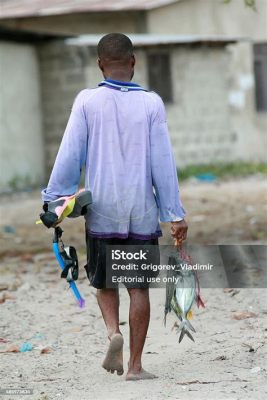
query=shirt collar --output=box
[98,79,146,92]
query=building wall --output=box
[148,0,267,40]
[227,42,267,162]
[38,42,151,175]
[1,0,266,39]
[168,45,234,166]
[82,45,237,167]
[147,0,267,164]
[166,43,267,165]
[0,41,44,191]
[39,41,240,174]
[38,42,87,172]
[0,11,146,36]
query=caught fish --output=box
[171,268,197,342]
[164,247,205,343]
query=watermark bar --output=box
[0,388,33,395]
[106,244,267,289]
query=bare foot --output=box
[102,334,124,376]
[126,368,157,381]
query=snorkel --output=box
[52,226,85,308]
[37,189,92,308]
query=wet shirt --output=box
[42,79,186,239]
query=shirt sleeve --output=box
[42,91,88,202]
[150,95,186,222]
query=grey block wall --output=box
[0,41,44,191]
[38,41,88,175]
[39,40,243,178]
[168,46,234,167]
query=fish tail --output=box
[164,304,172,327]
[178,324,195,343]
[179,329,195,343]
[163,313,167,327]
[177,319,196,343]
[177,318,195,333]
[178,329,185,343]
[185,319,196,333]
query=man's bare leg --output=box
[126,288,157,380]
[97,288,124,375]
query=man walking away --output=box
[42,33,188,380]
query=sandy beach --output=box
[0,177,267,400]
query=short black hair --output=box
[97,33,133,60]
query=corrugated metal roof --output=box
[65,34,246,47]
[0,0,180,19]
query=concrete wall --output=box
[147,0,267,164]
[38,42,87,172]
[227,42,267,162]
[0,11,146,36]
[0,41,44,191]
[39,41,239,173]
[165,42,267,166]
[167,45,234,166]
[39,42,150,175]
[1,0,266,38]
[148,0,267,40]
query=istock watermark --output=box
[105,244,267,289]
[111,249,148,260]
[0,388,33,395]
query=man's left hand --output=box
[170,219,188,244]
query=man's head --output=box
[97,33,135,81]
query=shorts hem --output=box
[86,230,162,240]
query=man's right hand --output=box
[43,202,49,212]
[170,220,188,244]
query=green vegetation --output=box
[8,174,34,191]
[178,162,267,181]
[223,0,256,10]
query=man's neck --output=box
[104,72,132,83]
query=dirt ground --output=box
[0,176,267,400]
[0,175,266,257]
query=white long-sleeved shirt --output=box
[42,79,185,239]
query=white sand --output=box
[0,256,266,400]
[0,178,266,399]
